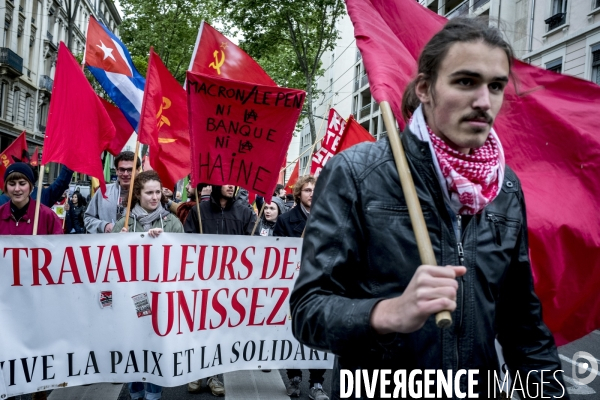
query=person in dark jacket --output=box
[0,164,73,207]
[273,175,328,400]
[290,18,566,400]
[273,175,315,238]
[66,191,87,233]
[183,183,256,396]
[184,184,256,236]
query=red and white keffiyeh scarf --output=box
[409,105,505,215]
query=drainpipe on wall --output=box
[528,0,536,53]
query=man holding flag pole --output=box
[290,16,567,399]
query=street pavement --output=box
[39,330,600,399]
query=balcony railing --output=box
[360,73,369,88]
[372,102,380,113]
[40,75,53,92]
[473,0,490,9]
[359,104,371,119]
[0,47,23,75]
[446,0,469,19]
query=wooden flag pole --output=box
[379,101,452,329]
[251,202,266,236]
[195,187,203,234]
[32,164,45,235]
[123,141,140,230]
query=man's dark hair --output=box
[401,17,514,122]
[114,151,141,169]
[274,184,285,196]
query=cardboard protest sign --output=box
[187,72,305,202]
[0,234,331,397]
[310,109,346,177]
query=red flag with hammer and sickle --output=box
[138,48,190,190]
[0,131,29,188]
[189,22,276,86]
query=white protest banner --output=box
[0,234,332,397]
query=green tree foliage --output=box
[118,0,219,83]
[223,0,345,145]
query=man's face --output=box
[278,188,286,199]
[416,41,510,154]
[221,185,235,199]
[116,160,135,187]
[300,183,314,209]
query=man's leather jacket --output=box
[291,129,567,399]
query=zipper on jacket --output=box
[487,213,502,246]
[456,214,465,370]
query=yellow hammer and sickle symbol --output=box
[209,50,226,75]
[156,97,176,143]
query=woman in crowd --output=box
[255,196,286,236]
[67,191,87,234]
[113,170,183,235]
[112,170,182,400]
[0,162,63,235]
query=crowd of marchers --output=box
[0,151,328,400]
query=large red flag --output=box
[0,131,28,188]
[99,97,134,156]
[346,0,600,344]
[138,49,190,190]
[187,72,304,202]
[43,43,116,195]
[337,115,375,153]
[189,22,276,86]
[284,160,300,194]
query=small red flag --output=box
[30,147,40,167]
[85,16,133,76]
[99,97,134,156]
[0,131,28,188]
[189,22,276,86]
[285,160,300,194]
[187,72,304,202]
[43,43,116,195]
[346,0,600,344]
[337,115,376,153]
[138,48,191,190]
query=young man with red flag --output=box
[291,18,567,399]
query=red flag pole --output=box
[123,141,140,230]
[380,101,451,329]
[32,163,45,235]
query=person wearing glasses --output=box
[84,151,141,233]
[273,175,328,400]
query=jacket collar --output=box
[401,126,434,162]
[0,198,35,221]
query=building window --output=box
[596,0,600,9]
[24,95,31,127]
[12,88,21,123]
[0,81,7,118]
[592,46,600,85]
[545,0,567,30]
[545,57,562,73]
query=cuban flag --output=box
[85,16,145,131]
